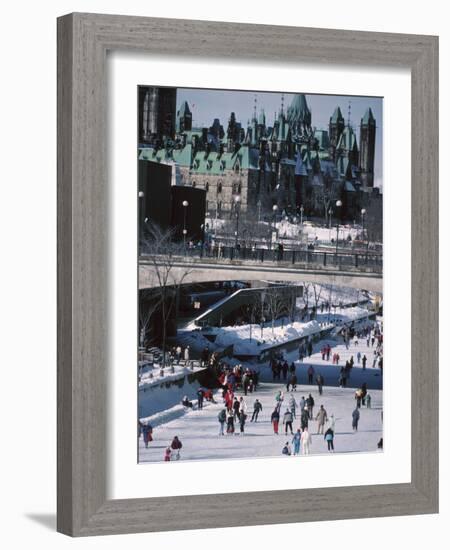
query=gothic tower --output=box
[359,108,376,188]
[176,100,192,133]
[140,86,176,145]
[329,106,345,159]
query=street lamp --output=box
[138,191,145,242]
[361,208,366,243]
[271,204,278,249]
[234,195,241,248]
[257,199,262,223]
[300,204,304,226]
[182,200,189,252]
[335,200,342,255]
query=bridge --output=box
[139,246,383,293]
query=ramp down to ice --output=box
[193,285,302,328]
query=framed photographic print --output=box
[57,13,438,536]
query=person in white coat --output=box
[238,397,248,417]
[301,428,312,455]
[184,346,190,361]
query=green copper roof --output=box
[361,107,375,125]
[286,94,311,125]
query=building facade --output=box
[138,88,381,223]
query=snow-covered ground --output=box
[179,305,374,357]
[139,330,383,463]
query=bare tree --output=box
[247,294,265,341]
[265,288,288,336]
[311,283,324,310]
[138,289,160,348]
[140,223,192,367]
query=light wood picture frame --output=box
[57,12,438,536]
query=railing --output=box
[170,245,383,273]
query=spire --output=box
[347,100,352,127]
[362,107,375,125]
[258,108,266,126]
[253,94,258,121]
[286,94,311,127]
[331,106,344,124]
[281,93,285,115]
[177,100,191,116]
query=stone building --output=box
[138,90,380,223]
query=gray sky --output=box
[177,88,383,187]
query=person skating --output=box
[197,388,204,410]
[355,388,363,408]
[226,407,235,434]
[233,397,241,420]
[184,345,190,362]
[141,422,153,449]
[282,441,292,456]
[292,429,302,455]
[271,408,280,434]
[238,397,247,419]
[239,409,247,434]
[299,396,306,412]
[352,407,360,431]
[362,354,367,369]
[315,405,328,434]
[301,427,312,455]
[170,436,183,460]
[218,407,227,435]
[300,406,309,431]
[288,394,297,418]
[324,427,334,452]
[287,373,297,392]
[316,374,324,396]
[365,393,372,408]
[307,365,315,384]
[283,409,294,435]
[306,393,315,419]
[251,399,262,422]
[164,446,172,462]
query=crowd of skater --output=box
[139,320,383,461]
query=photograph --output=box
[137,86,383,463]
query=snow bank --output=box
[213,319,331,356]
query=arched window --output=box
[217,181,222,194]
[205,181,209,192]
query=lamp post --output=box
[271,204,278,249]
[335,200,342,255]
[182,200,189,252]
[300,204,304,226]
[361,208,366,243]
[138,191,145,243]
[234,195,241,248]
